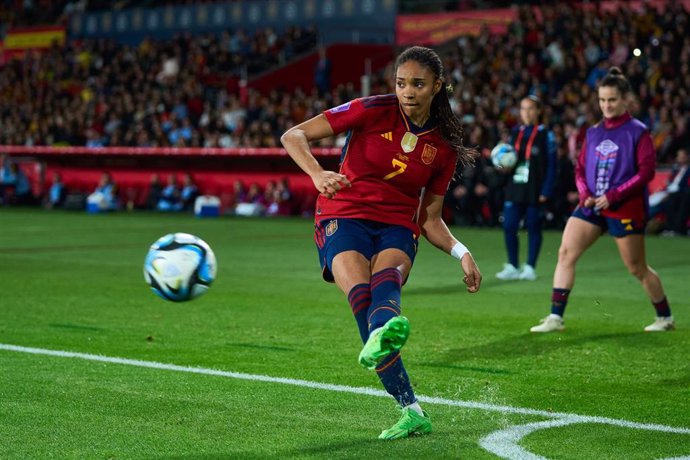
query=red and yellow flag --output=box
[4,26,66,51]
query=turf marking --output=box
[2,343,689,459]
[479,417,690,460]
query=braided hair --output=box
[395,46,477,166]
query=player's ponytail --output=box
[598,66,632,96]
[396,46,477,166]
[432,83,477,166]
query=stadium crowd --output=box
[0,24,318,148]
[0,3,689,231]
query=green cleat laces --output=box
[358,316,410,370]
[379,406,432,440]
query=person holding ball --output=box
[495,95,557,281]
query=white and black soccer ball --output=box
[490,143,518,169]
[143,233,217,302]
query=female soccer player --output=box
[495,96,556,281]
[530,67,675,333]
[281,46,482,439]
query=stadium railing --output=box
[0,146,340,213]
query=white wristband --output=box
[450,242,469,260]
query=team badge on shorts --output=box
[422,144,437,164]
[325,219,338,236]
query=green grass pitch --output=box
[1,208,688,459]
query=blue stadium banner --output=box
[69,0,397,45]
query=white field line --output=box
[479,417,582,460]
[479,417,690,460]
[2,343,689,460]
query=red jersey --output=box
[319,95,457,236]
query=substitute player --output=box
[531,67,675,333]
[281,46,482,439]
[495,95,557,282]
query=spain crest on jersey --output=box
[422,144,437,165]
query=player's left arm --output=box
[418,192,482,293]
[539,130,557,202]
[597,130,656,209]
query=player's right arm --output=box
[281,114,351,198]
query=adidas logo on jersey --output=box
[380,132,392,141]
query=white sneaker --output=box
[519,264,537,281]
[644,316,675,332]
[530,314,565,333]
[496,263,520,280]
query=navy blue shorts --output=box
[314,218,418,283]
[572,206,645,237]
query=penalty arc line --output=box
[2,343,690,458]
[479,418,690,460]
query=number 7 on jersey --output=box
[383,158,407,180]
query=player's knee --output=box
[626,262,646,279]
[557,245,572,264]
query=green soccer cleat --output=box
[379,407,432,440]
[358,316,410,370]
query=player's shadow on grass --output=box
[266,439,386,458]
[153,439,384,459]
[49,323,105,331]
[404,283,479,296]
[404,280,542,297]
[225,341,295,352]
[433,331,645,364]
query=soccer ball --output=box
[490,143,518,169]
[143,233,217,302]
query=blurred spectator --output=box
[0,154,12,204]
[1,155,29,205]
[157,174,181,211]
[45,172,67,209]
[277,176,293,202]
[447,158,487,226]
[649,148,690,235]
[235,182,266,216]
[86,172,118,211]
[314,47,332,97]
[1,162,33,205]
[263,180,276,205]
[230,179,247,209]
[180,173,199,211]
[85,129,105,148]
[547,146,579,229]
[145,173,163,210]
[265,178,293,216]
[446,128,504,226]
